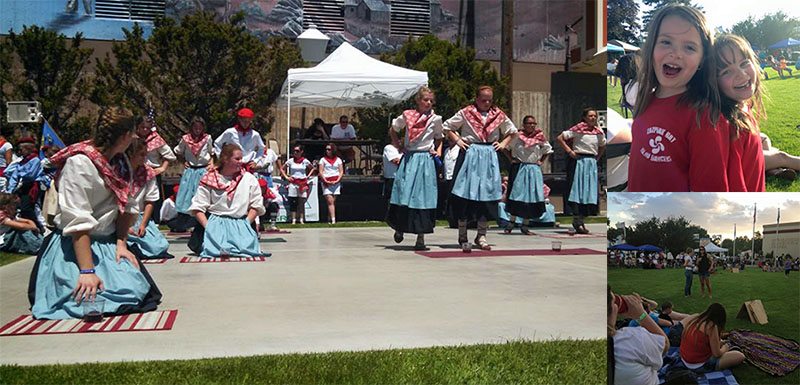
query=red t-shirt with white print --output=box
[727,118,765,192]
[628,93,730,192]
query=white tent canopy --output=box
[278,42,428,109]
[697,242,727,253]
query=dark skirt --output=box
[564,155,599,216]
[505,163,546,219]
[446,144,499,222]
[386,205,436,234]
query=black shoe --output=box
[394,231,404,243]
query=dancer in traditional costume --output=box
[319,143,344,224]
[443,86,517,252]
[386,87,443,250]
[125,139,174,260]
[214,108,265,170]
[172,117,213,230]
[136,116,176,224]
[0,135,13,192]
[4,137,47,232]
[28,108,161,319]
[188,144,268,258]
[503,115,552,235]
[280,145,314,224]
[556,107,605,234]
[0,193,43,254]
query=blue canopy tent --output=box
[607,44,625,53]
[768,38,800,49]
[639,244,663,252]
[609,244,639,251]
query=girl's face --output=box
[522,118,537,133]
[475,90,493,112]
[653,15,703,98]
[717,48,756,102]
[583,110,598,126]
[190,122,205,137]
[417,92,434,112]
[136,121,151,137]
[293,147,303,159]
[129,148,147,169]
[224,150,243,170]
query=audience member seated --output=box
[608,286,669,385]
[678,303,746,374]
[0,192,43,254]
[331,115,357,165]
[303,118,330,160]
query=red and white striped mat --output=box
[180,256,268,263]
[536,233,605,239]
[0,310,177,337]
[141,258,168,264]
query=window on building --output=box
[389,0,430,37]
[303,0,345,33]
[94,0,165,22]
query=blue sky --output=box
[608,193,800,240]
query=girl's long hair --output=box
[715,34,767,140]
[633,4,720,128]
[685,302,727,340]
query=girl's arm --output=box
[336,162,344,184]
[446,130,470,151]
[3,218,38,232]
[4,150,12,167]
[708,324,729,357]
[247,208,258,223]
[494,132,515,151]
[318,163,326,185]
[596,144,606,161]
[538,152,550,166]
[556,134,577,159]
[115,212,139,268]
[71,230,105,303]
[193,211,208,228]
[389,126,402,149]
[137,202,154,237]
[280,162,290,179]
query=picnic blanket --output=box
[728,329,800,376]
[658,347,738,385]
[0,310,177,336]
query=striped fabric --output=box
[728,329,800,376]
[180,256,268,263]
[537,233,606,239]
[141,258,168,264]
[0,310,177,336]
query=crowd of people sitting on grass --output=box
[608,249,798,274]
[608,286,747,385]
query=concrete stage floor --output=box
[1,224,606,366]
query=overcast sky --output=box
[636,0,800,33]
[608,193,800,240]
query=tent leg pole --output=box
[287,76,291,158]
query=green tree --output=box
[607,0,640,44]
[354,35,508,142]
[2,26,93,143]
[730,12,800,50]
[92,11,303,142]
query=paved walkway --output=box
[0,224,606,366]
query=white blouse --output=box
[442,109,518,143]
[286,158,311,179]
[54,155,138,237]
[174,137,213,166]
[130,178,160,212]
[391,112,444,151]
[561,130,607,156]
[188,172,265,218]
[320,157,343,179]
[146,144,177,168]
[214,127,266,164]
[256,148,279,174]
[509,136,554,164]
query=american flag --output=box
[147,103,156,131]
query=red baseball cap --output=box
[17,137,36,145]
[237,108,254,118]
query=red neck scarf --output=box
[568,121,603,135]
[234,124,252,135]
[292,156,306,164]
[199,167,244,199]
[462,105,506,142]
[323,156,339,166]
[517,129,546,148]
[48,141,131,212]
[0,138,6,148]
[403,109,434,142]
[21,152,39,164]
[129,165,157,198]
[182,133,210,157]
[145,130,168,152]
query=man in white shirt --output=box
[214,108,266,170]
[331,115,357,163]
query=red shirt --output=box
[727,116,765,192]
[629,93,730,191]
[680,323,712,364]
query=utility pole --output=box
[501,0,514,114]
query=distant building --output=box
[762,221,800,258]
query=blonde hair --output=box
[217,143,242,171]
[95,107,135,150]
[475,85,493,97]
[715,34,767,139]
[633,4,720,128]
[415,86,434,101]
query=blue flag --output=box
[39,120,66,158]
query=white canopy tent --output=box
[697,242,727,253]
[278,42,428,154]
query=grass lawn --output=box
[608,267,800,385]
[0,251,33,267]
[0,339,605,384]
[607,68,799,191]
